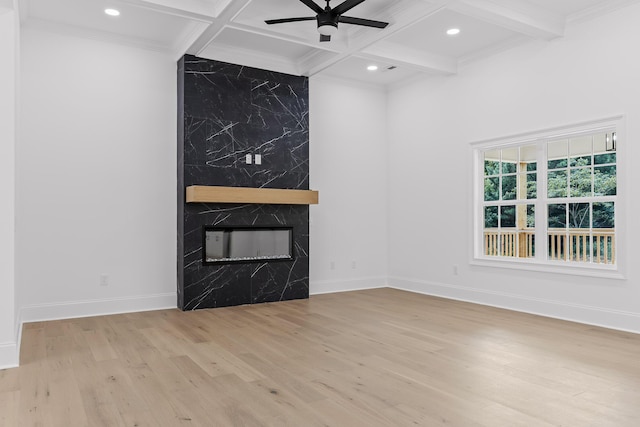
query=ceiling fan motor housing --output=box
[317,11,338,30]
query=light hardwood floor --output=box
[2,288,639,426]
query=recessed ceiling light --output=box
[446,28,460,36]
[104,8,120,17]
[367,65,378,71]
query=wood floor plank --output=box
[4,288,640,426]
[308,397,392,427]
[0,390,20,427]
[122,358,198,427]
[42,368,88,427]
[83,329,118,362]
[17,362,49,427]
[0,367,19,394]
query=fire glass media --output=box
[203,226,293,264]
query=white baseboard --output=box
[310,277,387,296]
[2,293,176,370]
[0,341,19,370]
[19,292,177,324]
[0,311,22,370]
[388,276,640,335]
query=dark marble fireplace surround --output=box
[177,55,310,310]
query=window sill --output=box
[470,257,625,280]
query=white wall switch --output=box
[245,154,252,164]
[254,154,262,165]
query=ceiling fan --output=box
[265,0,389,42]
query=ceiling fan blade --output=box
[332,0,366,15]
[320,34,331,42]
[265,17,316,25]
[299,0,324,14]
[339,16,389,29]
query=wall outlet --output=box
[351,261,357,269]
[99,274,109,286]
[245,154,252,164]
[330,261,335,270]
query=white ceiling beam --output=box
[198,43,301,76]
[171,21,212,60]
[298,0,448,76]
[297,50,340,77]
[116,0,216,22]
[446,0,565,40]
[115,0,222,59]
[360,41,457,75]
[212,0,241,17]
[187,0,253,56]
[226,22,344,54]
[197,21,345,74]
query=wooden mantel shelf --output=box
[186,186,319,205]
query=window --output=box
[473,117,622,276]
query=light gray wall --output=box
[309,76,389,294]
[387,3,640,332]
[16,27,177,321]
[0,5,18,368]
[14,25,390,325]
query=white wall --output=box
[387,4,640,332]
[17,27,177,322]
[15,25,389,325]
[309,76,388,294]
[0,5,18,369]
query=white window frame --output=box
[470,116,626,279]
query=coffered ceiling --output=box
[17,0,640,85]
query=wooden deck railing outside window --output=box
[484,228,615,264]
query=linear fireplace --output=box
[203,226,293,264]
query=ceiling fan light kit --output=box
[265,0,389,42]
[318,22,338,36]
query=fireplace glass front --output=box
[203,226,293,264]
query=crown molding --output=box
[24,18,174,55]
[568,0,640,23]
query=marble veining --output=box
[177,55,310,310]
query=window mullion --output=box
[535,140,547,261]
